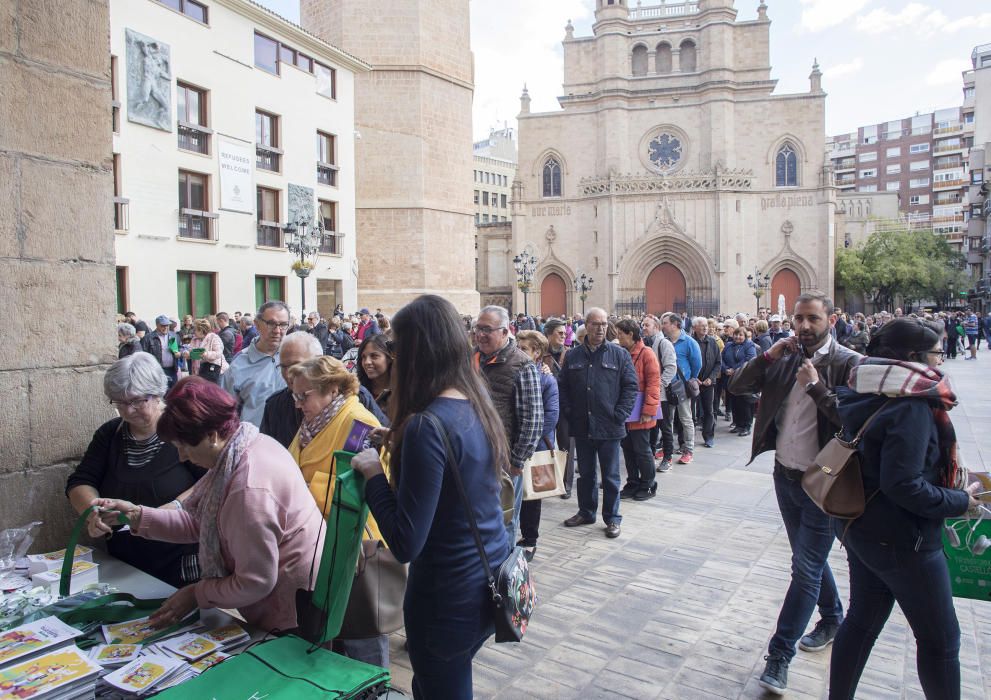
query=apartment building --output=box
[827,107,973,248]
[472,127,517,226]
[963,44,991,311]
[111,0,368,320]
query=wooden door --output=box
[540,273,567,318]
[645,263,686,316]
[771,269,801,316]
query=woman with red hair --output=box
[93,376,324,634]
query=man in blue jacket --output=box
[660,313,702,464]
[559,307,639,539]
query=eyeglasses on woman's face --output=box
[109,396,157,411]
[291,389,317,404]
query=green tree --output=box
[835,227,969,310]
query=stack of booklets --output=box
[30,560,100,597]
[100,615,201,647]
[98,655,192,697]
[25,547,94,576]
[0,616,100,699]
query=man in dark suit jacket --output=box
[141,314,179,388]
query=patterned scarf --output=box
[847,358,960,487]
[298,393,347,450]
[183,422,259,578]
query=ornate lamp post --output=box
[746,268,771,316]
[284,215,326,314]
[574,271,594,316]
[513,248,538,318]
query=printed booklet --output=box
[0,617,82,668]
[0,646,100,699]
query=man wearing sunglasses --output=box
[222,301,291,427]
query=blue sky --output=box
[257,0,990,140]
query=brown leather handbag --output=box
[338,527,408,639]
[803,400,893,519]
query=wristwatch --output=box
[804,380,818,392]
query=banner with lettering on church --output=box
[217,136,255,214]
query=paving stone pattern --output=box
[386,359,991,698]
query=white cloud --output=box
[856,3,934,34]
[925,59,972,87]
[826,57,864,78]
[799,0,870,32]
[941,13,991,33]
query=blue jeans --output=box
[507,474,523,543]
[768,464,843,661]
[829,533,960,700]
[575,437,622,525]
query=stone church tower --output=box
[301,0,480,313]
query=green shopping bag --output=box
[155,634,390,699]
[942,517,991,601]
[296,450,371,645]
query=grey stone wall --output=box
[0,0,117,550]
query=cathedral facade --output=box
[512,0,835,318]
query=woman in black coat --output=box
[830,318,980,700]
[66,353,204,587]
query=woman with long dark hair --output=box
[829,318,980,700]
[356,333,394,420]
[351,295,511,699]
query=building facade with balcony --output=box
[963,44,991,312]
[512,0,835,318]
[826,105,973,249]
[111,0,368,320]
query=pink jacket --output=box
[136,433,324,632]
[190,332,229,375]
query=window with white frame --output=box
[886,181,900,191]
[910,177,930,188]
[909,194,929,205]
[858,185,877,192]
[910,160,930,171]
[886,147,901,158]
[909,143,930,154]
[858,151,877,163]
[859,168,877,178]
[886,164,901,175]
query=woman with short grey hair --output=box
[117,322,142,359]
[65,353,205,587]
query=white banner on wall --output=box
[218,136,254,214]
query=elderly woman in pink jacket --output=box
[93,376,323,634]
[181,318,228,382]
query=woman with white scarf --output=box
[92,376,324,634]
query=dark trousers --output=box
[693,384,716,441]
[518,498,540,546]
[768,464,843,662]
[732,395,754,429]
[575,437,622,525]
[558,415,575,494]
[656,401,674,459]
[829,534,960,700]
[404,576,494,699]
[621,428,655,491]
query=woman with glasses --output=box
[830,318,979,699]
[351,294,512,698]
[66,353,205,587]
[285,355,391,667]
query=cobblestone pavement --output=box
[387,358,991,698]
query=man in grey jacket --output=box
[641,315,678,472]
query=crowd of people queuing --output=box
[83,295,987,698]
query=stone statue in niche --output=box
[288,184,315,225]
[125,29,171,131]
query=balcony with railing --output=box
[934,142,966,155]
[256,221,283,248]
[317,161,339,187]
[933,178,967,191]
[932,213,966,224]
[256,144,282,172]
[834,158,856,172]
[112,100,120,134]
[178,209,218,240]
[629,1,699,20]
[177,121,212,155]
[934,124,964,137]
[113,197,129,232]
[319,231,344,255]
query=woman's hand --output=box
[539,362,552,376]
[368,427,390,448]
[90,497,142,532]
[352,448,385,480]
[964,481,983,514]
[149,585,198,628]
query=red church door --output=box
[645,263,686,316]
[771,269,801,316]
[540,273,567,318]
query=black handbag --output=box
[424,412,536,643]
[666,376,687,403]
[197,361,222,383]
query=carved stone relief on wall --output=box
[288,184,315,225]
[125,28,172,131]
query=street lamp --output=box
[513,249,538,318]
[746,268,771,316]
[284,215,326,315]
[574,272,594,316]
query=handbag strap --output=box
[422,411,501,604]
[541,435,554,452]
[847,399,896,446]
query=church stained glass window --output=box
[543,158,561,197]
[648,133,682,172]
[776,143,798,187]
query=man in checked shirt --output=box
[473,306,544,544]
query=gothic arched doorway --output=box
[771,268,801,316]
[540,273,567,318]
[645,263,686,316]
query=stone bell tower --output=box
[301,0,480,314]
